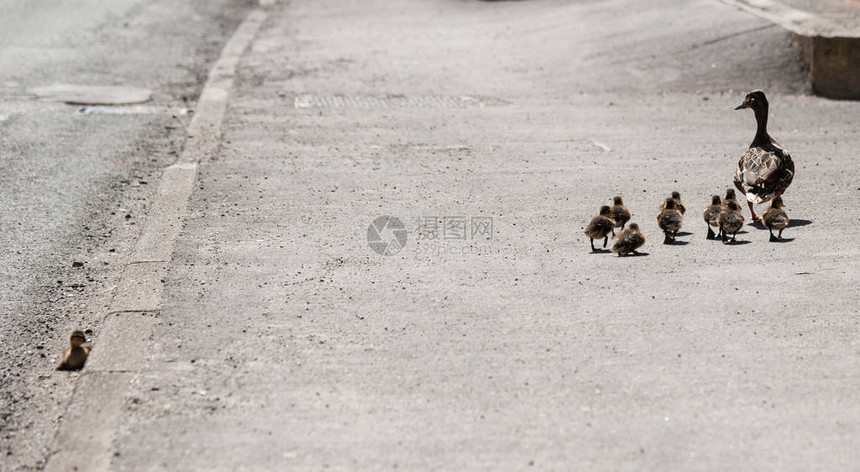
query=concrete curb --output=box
[43,8,269,472]
[718,0,860,99]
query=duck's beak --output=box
[734,102,748,110]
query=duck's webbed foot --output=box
[747,200,761,221]
[603,236,608,248]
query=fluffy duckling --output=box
[611,222,645,256]
[702,195,722,240]
[584,205,616,251]
[733,90,794,220]
[762,195,789,241]
[610,196,631,231]
[656,198,683,244]
[717,200,745,243]
[57,330,91,371]
[723,188,739,209]
[664,191,686,214]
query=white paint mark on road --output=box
[592,140,612,152]
[30,84,153,105]
[76,106,188,116]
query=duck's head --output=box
[69,330,87,347]
[612,196,624,205]
[711,195,721,205]
[725,200,741,212]
[771,196,784,208]
[663,198,677,209]
[598,205,613,217]
[735,90,768,111]
[724,189,736,200]
[628,223,640,232]
[671,191,682,200]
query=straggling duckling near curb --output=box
[611,222,645,256]
[584,205,616,251]
[57,330,91,371]
[610,196,631,233]
[718,200,745,244]
[762,195,789,242]
[656,198,683,244]
[702,195,722,240]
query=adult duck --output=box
[733,90,794,220]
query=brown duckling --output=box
[611,222,645,256]
[57,330,91,371]
[702,195,722,240]
[717,200,745,243]
[656,198,683,244]
[610,196,631,232]
[584,205,616,251]
[762,195,789,242]
[723,188,739,209]
[663,191,686,214]
[733,90,794,221]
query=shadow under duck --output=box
[733,90,794,220]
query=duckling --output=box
[57,330,91,371]
[611,222,645,256]
[656,198,683,244]
[584,205,616,251]
[610,196,631,232]
[723,188,739,209]
[733,90,794,220]
[702,195,722,240]
[717,200,745,243]
[762,195,789,242]
[663,191,686,214]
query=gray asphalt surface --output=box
[4,0,860,470]
[86,0,857,470]
[0,1,253,470]
[768,0,860,31]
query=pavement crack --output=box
[693,24,776,49]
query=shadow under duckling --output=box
[762,195,789,242]
[57,330,91,371]
[610,196,631,233]
[702,195,722,240]
[611,222,646,256]
[718,200,745,244]
[584,205,616,251]
[657,198,683,244]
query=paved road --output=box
[67,0,855,470]
[0,1,252,470]
[6,0,860,470]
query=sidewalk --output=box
[53,0,860,469]
[719,0,860,98]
